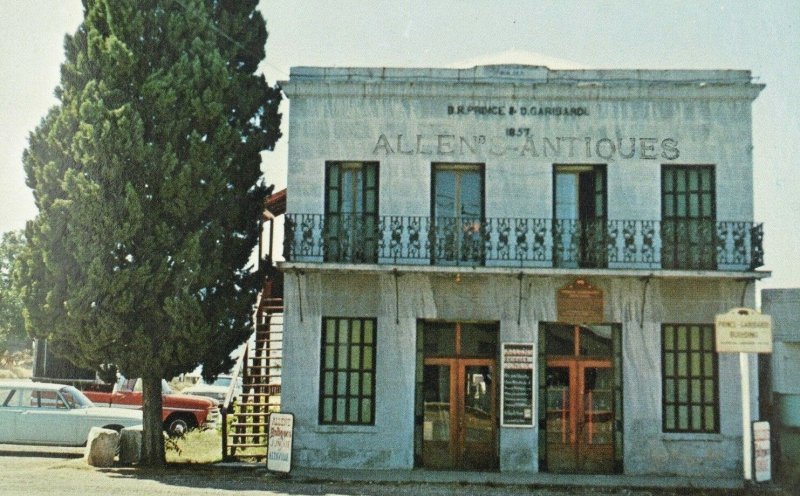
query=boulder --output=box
[84,427,119,467]
[119,425,143,465]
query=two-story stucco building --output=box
[275,65,767,479]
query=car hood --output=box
[85,406,143,421]
[184,385,227,395]
[173,393,219,407]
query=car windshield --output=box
[212,377,232,387]
[59,386,94,408]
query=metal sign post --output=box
[715,308,772,482]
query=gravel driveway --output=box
[0,444,791,496]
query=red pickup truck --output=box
[83,376,221,436]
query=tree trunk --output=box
[140,372,166,466]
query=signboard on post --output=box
[714,307,772,482]
[501,343,534,427]
[267,412,294,473]
[753,421,771,482]
[715,307,773,354]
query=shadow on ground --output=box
[96,464,793,496]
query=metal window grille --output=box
[661,324,719,433]
[319,317,377,425]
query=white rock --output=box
[84,427,119,467]
[119,425,143,465]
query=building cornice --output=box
[280,66,764,101]
[277,262,771,281]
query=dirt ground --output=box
[0,444,793,496]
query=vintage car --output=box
[83,376,220,436]
[181,374,242,405]
[0,380,142,446]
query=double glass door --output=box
[553,165,607,268]
[423,359,496,470]
[418,321,498,470]
[544,358,614,473]
[432,164,484,264]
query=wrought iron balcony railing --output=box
[284,213,764,272]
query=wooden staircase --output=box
[223,290,283,459]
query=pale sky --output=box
[1,1,798,290]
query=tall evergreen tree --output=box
[0,230,28,353]
[17,0,281,465]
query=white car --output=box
[182,375,242,405]
[0,380,142,446]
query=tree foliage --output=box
[17,0,281,464]
[0,230,28,352]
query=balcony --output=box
[283,214,764,272]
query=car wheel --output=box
[165,415,195,437]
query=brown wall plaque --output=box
[557,278,604,324]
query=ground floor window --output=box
[319,317,376,425]
[661,324,719,433]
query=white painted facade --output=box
[277,66,767,478]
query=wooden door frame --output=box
[545,357,613,470]
[423,357,497,468]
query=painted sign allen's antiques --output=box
[372,133,680,160]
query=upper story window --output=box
[431,163,484,264]
[324,161,379,263]
[661,165,716,270]
[553,165,607,268]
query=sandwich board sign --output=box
[267,412,294,473]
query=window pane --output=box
[664,354,674,376]
[362,399,372,423]
[678,379,688,402]
[323,398,333,422]
[349,400,359,423]
[665,379,675,402]
[339,320,349,343]
[678,406,689,430]
[691,353,701,375]
[351,320,361,343]
[336,399,346,422]
[325,345,335,369]
[692,406,702,431]
[690,326,701,350]
[692,379,701,403]
[677,327,687,350]
[704,379,715,400]
[337,372,347,396]
[363,373,373,395]
[704,355,714,377]
[349,372,360,395]
[350,346,361,368]
[678,354,687,376]
[704,406,716,431]
[664,326,674,350]
[324,372,334,395]
[364,347,373,369]
[326,320,336,342]
[364,321,374,344]
[665,405,675,430]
